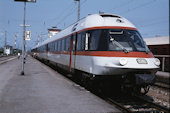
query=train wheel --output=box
[134,85,150,95]
[140,85,150,95]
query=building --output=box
[4,45,13,55]
[48,27,61,38]
[144,36,169,55]
[144,36,170,72]
[0,48,3,55]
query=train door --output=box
[69,33,77,72]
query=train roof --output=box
[144,36,169,45]
[33,13,136,49]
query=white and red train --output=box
[31,14,160,94]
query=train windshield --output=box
[106,29,148,52]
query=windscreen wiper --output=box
[144,41,149,54]
[110,36,129,53]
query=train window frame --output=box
[66,37,71,51]
[81,32,86,51]
[85,32,89,50]
[53,42,55,51]
[51,42,54,51]
[58,40,61,52]
[46,44,48,52]
[77,33,82,51]
[51,42,53,52]
[72,34,77,51]
[76,31,86,51]
[88,30,101,51]
[107,29,147,52]
[55,41,58,52]
[48,43,51,52]
[61,39,65,51]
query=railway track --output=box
[155,72,170,90]
[137,95,169,112]
[106,95,169,113]
[0,56,17,64]
[154,82,170,91]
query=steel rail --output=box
[106,95,169,113]
[136,95,170,113]
[153,82,170,90]
[107,98,132,113]
[0,56,17,64]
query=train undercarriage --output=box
[73,70,156,95]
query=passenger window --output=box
[62,39,65,51]
[52,42,55,51]
[77,33,81,51]
[66,37,71,51]
[77,32,86,51]
[73,34,76,51]
[46,44,49,51]
[58,40,61,52]
[49,43,51,51]
[89,30,101,50]
[55,41,58,52]
[81,32,85,51]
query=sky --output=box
[0,0,169,50]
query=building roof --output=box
[5,45,13,48]
[144,36,169,45]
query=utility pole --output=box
[3,31,7,55]
[14,35,16,49]
[20,1,26,75]
[4,31,7,48]
[14,34,17,54]
[14,34,17,49]
[14,0,36,75]
[37,35,40,45]
[74,0,80,21]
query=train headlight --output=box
[154,58,160,66]
[119,58,128,66]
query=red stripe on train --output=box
[77,26,137,33]
[74,51,154,58]
[41,51,154,58]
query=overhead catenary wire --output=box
[37,0,87,42]
[54,0,87,28]
[1,0,168,49]
[136,19,169,28]
[120,0,157,15]
[49,2,76,23]
[141,30,169,37]
[107,0,135,13]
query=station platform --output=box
[0,56,120,113]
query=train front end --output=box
[85,14,160,94]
